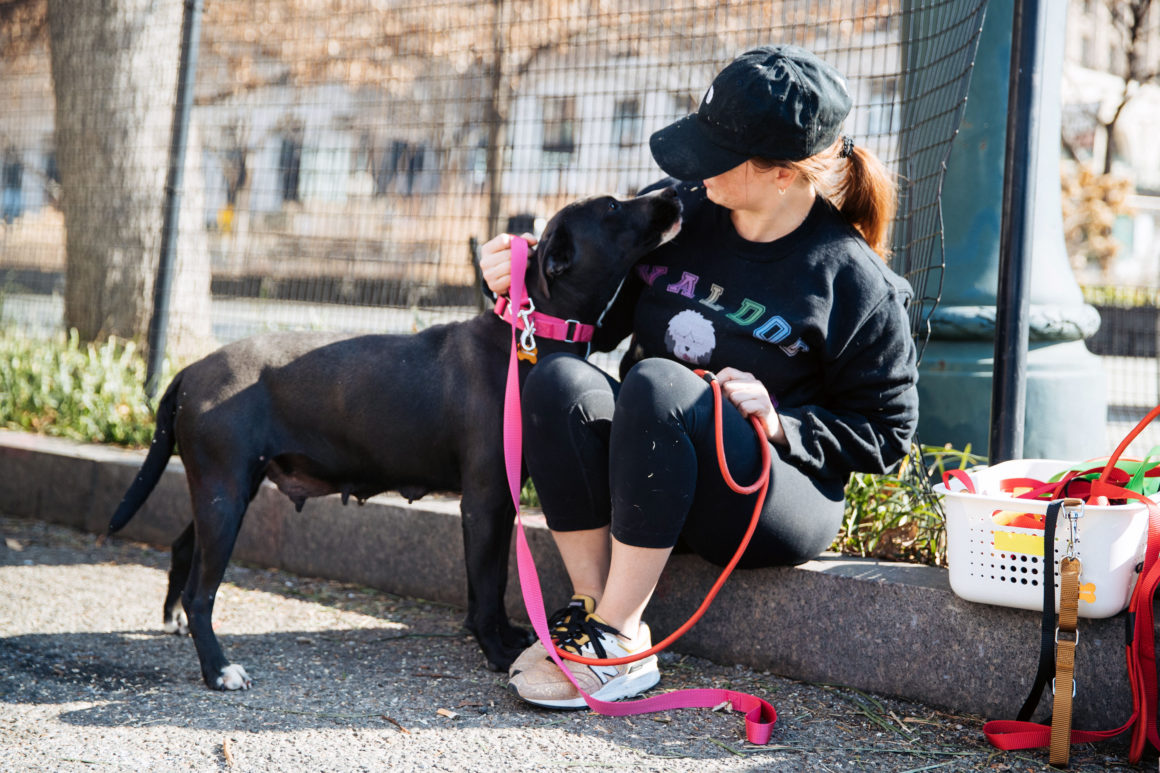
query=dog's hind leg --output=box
[182,481,252,691]
[163,523,194,635]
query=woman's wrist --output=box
[765,413,788,447]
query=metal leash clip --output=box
[516,298,537,354]
[1062,497,1085,561]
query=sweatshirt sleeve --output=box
[776,288,919,478]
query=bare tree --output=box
[44,0,211,358]
[1101,0,1159,173]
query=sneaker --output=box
[508,595,596,679]
[508,612,660,709]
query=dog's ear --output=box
[532,225,573,300]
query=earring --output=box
[778,187,786,196]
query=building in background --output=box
[1062,0,1160,285]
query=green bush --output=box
[0,329,166,447]
[834,443,983,566]
[1080,284,1160,308]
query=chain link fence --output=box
[1,0,987,368]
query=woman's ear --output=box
[774,165,799,189]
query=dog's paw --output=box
[163,609,188,636]
[486,647,523,673]
[500,625,535,650]
[214,664,252,691]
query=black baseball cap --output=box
[649,45,852,181]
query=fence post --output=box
[915,0,1105,461]
[989,0,1047,462]
[145,0,204,399]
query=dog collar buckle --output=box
[563,319,582,343]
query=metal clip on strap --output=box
[517,299,537,353]
[1050,551,1083,767]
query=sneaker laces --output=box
[545,596,592,642]
[555,614,622,660]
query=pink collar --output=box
[493,295,595,344]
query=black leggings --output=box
[522,354,846,568]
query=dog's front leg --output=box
[459,484,532,672]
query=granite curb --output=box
[0,428,1143,729]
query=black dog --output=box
[109,187,682,690]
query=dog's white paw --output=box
[215,664,252,691]
[163,609,188,635]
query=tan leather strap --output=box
[1050,555,1082,766]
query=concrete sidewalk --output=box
[0,515,1139,771]
[0,429,1148,738]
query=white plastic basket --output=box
[933,459,1150,618]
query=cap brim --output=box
[649,114,750,182]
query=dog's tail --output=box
[108,373,183,534]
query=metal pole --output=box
[990,0,1047,462]
[145,0,204,399]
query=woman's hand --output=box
[716,367,787,446]
[479,232,538,297]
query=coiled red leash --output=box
[502,236,777,743]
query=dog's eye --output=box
[607,199,620,212]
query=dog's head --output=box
[528,186,682,322]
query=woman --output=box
[480,44,919,708]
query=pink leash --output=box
[501,236,777,744]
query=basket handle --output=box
[942,469,975,493]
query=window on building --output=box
[612,98,642,147]
[45,151,59,184]
[279,135,302,203]
[2,149,23,223]
[542,96,576,154]
[373,140,430,196]
[866,78,899,136]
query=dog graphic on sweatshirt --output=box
[664,310,716,366]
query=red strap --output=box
[983,716,1135,749]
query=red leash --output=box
[555,369,771,667]
[502,236,777,743]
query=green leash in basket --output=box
[1046,448,1160,499]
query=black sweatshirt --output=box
[593,180,919,481]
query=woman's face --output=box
[702,162,781,212]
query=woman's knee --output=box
[617,358,703,420]
[524,353,605,412]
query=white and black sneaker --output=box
[507,610,660,709]
[508,595,597,680]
